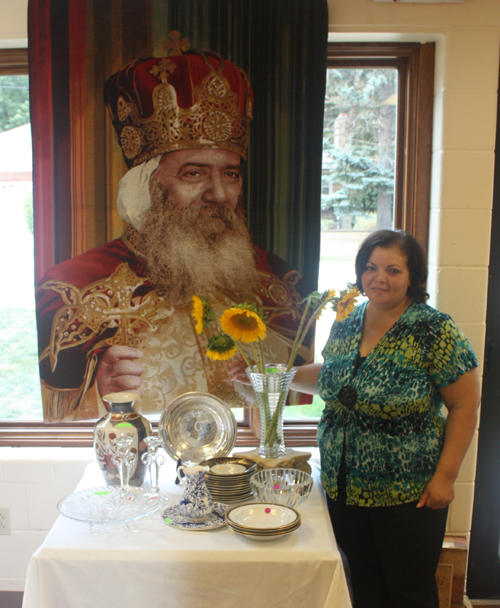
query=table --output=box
[22,455,352,608]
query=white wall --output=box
[0,448,94,592]
[0,0,27,48]
[1,0,499,594]
[327,0,500,553]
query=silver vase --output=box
[246,364,297,459]
[94,392,152,486]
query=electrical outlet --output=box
[0,507,11,535]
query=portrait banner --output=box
[28,0,328,422]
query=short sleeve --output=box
[426,314,478,388]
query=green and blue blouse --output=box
[317,299,477,507]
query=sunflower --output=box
[335,288,360,322]
[315,289,336,320]
[192,296,205,334]
[206,333,238,361]
[219,307,267,343]
[192,295,214,334]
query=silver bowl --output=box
[250,468,313,508]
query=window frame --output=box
[0,42,434,447]
[280,41,434,446]
[0,48,28,75]
[326,42,434,253]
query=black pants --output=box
[327,495,448,608]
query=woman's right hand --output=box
[290,363,324,396]
[228,358,323,395]
[227,355,253,385]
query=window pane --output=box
[0,74,42,420]
[285,67,397,421]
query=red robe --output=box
[36,230,314,421]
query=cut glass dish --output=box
[57,486,168,526]
[250,468,313,508]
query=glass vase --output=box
[246,364,297,459]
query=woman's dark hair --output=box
[354,230,429,302]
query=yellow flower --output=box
[335,288,360,322]
[206,347,238,361]
[219,307,266,343]
[192,296,205,334]
[316,289,337,320]
[206,333,238,361]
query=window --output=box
[0,50,43,422]
[0,42,434,447]
[281,42,435,446]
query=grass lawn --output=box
[0,308,43,419]
[284,394,325,420]
[0,230,366,423]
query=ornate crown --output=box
[104,41,253,168]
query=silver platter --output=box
[158,392,237,465]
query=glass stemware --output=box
[141,436,166,493]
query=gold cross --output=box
[162,30,190,56]
[40,264,173,371]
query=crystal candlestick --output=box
[112,434,137,491]
[141,436,166,493]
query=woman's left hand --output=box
[417,472,455,509]
[417,368,480,510]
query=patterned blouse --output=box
[317,299,478,507]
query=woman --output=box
[290,229,480,608]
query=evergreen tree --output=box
[322,68,397,229]
[0,75,30,133]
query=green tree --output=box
[322,68,397,229]
[24,192,33,235]
[0,75,30,133]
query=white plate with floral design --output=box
[162,502,230,531]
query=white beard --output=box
[138,177,260,306]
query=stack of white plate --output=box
[201,457,257,503]
[225,503,301,540]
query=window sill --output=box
[0,418,319,448]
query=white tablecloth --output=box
[22,454,352,608]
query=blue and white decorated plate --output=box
[162,502,230,531]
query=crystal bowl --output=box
[250,468,313,508]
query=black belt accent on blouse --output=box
[337,352,366,406]
[337,386,357,406]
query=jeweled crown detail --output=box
[105,47,253,167]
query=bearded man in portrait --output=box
[35,48,313,422]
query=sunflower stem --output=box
[234,343,253,371]
[258,339,266,373]
[263,390,287,447]
[286,298,312,372]
[287,302,328,373]
[251,343,266,374]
